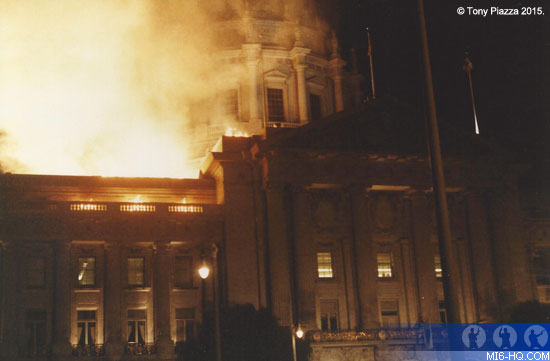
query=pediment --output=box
[264,69,290,81]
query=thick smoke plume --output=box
[0,0,325,178]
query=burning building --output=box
[0,100,542,361]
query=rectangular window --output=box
[317,252,334,278]
[533,248,550,285]
[309,93,322,120]
[225,89,239,121]
[78,257,96,287]
[380,300,399,328]
[434,255,443,279]
[175,256,193,288]
[377,253,393,278]
[176,308,196,342]
[320,300,338,332]
[439,301,447,323]
[267,88,285,122]
[26,257,46,288]
[128,257,145,286]
[25,309,46,354]
[127,309,146,344]
[77,310,96,346]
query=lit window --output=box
[26,257,46,288]
[267,88,285,122]
[128,258,145,286]
[78,257,96,287]
[434,255,443,279]
[127,310,146,344]
[176,308,195,342]
[25,310,46,355]
[377,253,393,278]
[320,300,338,332]
[175,256,193,288]
[317,252,334,278]
[77,311,96,346]
[380,300,399,328]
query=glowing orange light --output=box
[225,127,249,137]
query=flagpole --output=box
[366,27,376,100]
[417,0,463,331]
[465,55,480,134]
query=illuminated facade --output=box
[0,102,540,361]
[188,2,362,160]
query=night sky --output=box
[324,0,548,172]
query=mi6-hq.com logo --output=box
[460,324,549,351]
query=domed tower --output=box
[188,0,362,161]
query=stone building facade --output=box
[0,102,540,361]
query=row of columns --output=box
[262,183,530,331]
[0,240,175,360]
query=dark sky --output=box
[324,0,548,167]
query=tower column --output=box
[330,59,345,113]
[104,241,124,357]
[295,63,309,123]
[243,44,262,128]
[154,241,174,357]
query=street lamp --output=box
[291,324,304,361]
[198,244,222,361]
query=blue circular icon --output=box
[493,325,517,349]
[524,325,548,349]
[462,325,486,350]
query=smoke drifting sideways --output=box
[1,0,325,179]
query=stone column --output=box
[290,32,311,124]
[154,242,174,357]
[265,183,293,326]
[398,238,419,326]
[349,189,379,328]
[408,191,440,323]
[243,44,262,126]
[330,58,345,113]
[465,191,499,322]
[488,183,537,315]
[0,242,18,359]
[104,241,124,357]
[52,241,73,357]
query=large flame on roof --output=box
[0,0,245,179]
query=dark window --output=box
[78,257,96,287]
[128,257,145,286]
[533,248,550,285]
[175,256,193,288]
[26,257,46,288]
[380,300,399,328]
[176,308,195,342]
[309,94,321,120]
[225,89,239,121]
[439,301,447,323]
[25,309,46,354]
[320,300,338,332]
[77,310,96,346]
[127,309,146,344]
[267,88,285,122]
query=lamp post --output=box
[198,244,222,361]
[291,324,304,361]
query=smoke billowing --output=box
[0,0,326,178]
